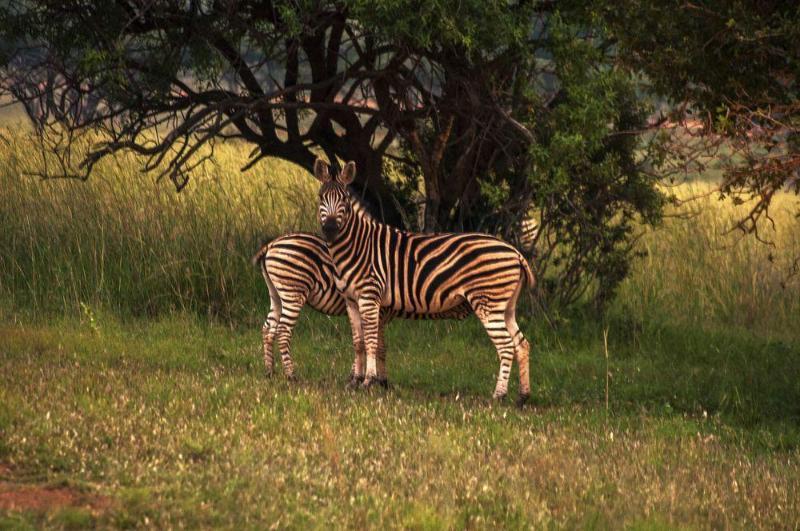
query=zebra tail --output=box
[251,238,272,267]
[520,255,535,289]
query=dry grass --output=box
[0,126,316,319]
[618,183,800,339]
[1,125,798,336]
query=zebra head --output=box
[314,158,356,243]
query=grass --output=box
[0,124,798,336]
[0,126,317,320]
[0,123,799,527]
[617,184,800,340]
[0,313,798,528]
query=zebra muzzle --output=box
[322,220,339,241]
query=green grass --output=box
[1,124,799,527]
[0,312,798,528]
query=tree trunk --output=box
[423,191,441,233]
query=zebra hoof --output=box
[492,392,507,402]
[347,376,364,389]
[286,374,297,383]
[515,393,530,408]
[361,377,378,389]
[377,378,389,389]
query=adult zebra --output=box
[314,159,535,404]
[253,233,470,383]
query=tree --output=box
[0,0,671,307]
[595,0,800,240]
[454,13,667,308]
[0,0,541,228]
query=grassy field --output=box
[1,125,799,528]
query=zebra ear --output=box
[314,158,332,183]
[338,161,356,185]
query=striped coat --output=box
[252,233,470,382]
[517,217,539,259]
[314,159,535,404]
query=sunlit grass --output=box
[617,183,800,339]
[0,126,316,320]
[1,125,798,337]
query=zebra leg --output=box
[470,296,516,400]
[349,340,367,388]
[262,270,282,377]
[376,312,390,388]
[276,297,305,381]
[514,337,531,407]
[345,301,366,387]
[506,273,531,406]
[506,312,531,407]
[261,315,278,377]
[357,295,382,388]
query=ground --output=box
[0,312,798,529]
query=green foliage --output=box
[350,0,531,58]
[460,14,667,308]
[596,0,800,113]
[594,1,800,234]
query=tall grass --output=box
[1,125,798,338]
[0,127,316,320]
[616,185,800,339]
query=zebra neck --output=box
[349,197,380,232]
[350,196,376,222]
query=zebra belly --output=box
[381,289,467,315]
[306,286,347,316]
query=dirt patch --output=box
[0,482,113,514]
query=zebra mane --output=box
[345,185,379,222]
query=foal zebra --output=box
[252,233,345,380]
[314,159,535,404]
[253,233,469,382]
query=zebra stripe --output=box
[314,158,535,404]
[517,217,539,258]
[252,233,470,383]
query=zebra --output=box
[517,216,539,259]
[252,233,470,383]
[314,158,536,405]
